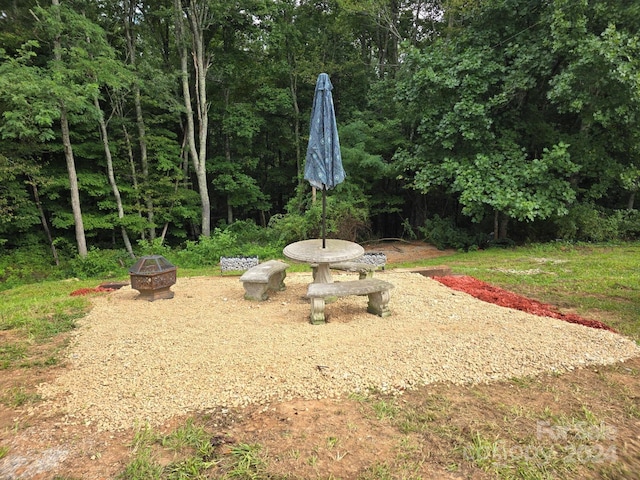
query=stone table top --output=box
[283,239,364,264]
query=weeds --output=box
[0,342,27,369]
[117,446,162,480]
[371,399,399,421]
[0,386,41,407]
[227,443,265,478]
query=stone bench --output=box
[311,261,379,280]
[239,260,289,301]
[306,278,394,324]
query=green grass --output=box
[0,279,97,369]
[412,241,640,340]
[118,422,262,480]
[0,386,41,407]
[0,280,95,338]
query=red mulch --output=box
[434,275,616,333]
[70,287,115,296]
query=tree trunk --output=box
[175,0,211,237]
[227,203,233,224]
[29,176,59,266]
[628,191,636,210]
[120,123,146,240]
[94,95,135,258]
[124,0,155,240]
[499,212,509,240]
[288,62,302,185]
[52,0,87,257]
[60,107,87,256]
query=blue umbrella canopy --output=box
[304,73,345,247]
[304,73,345,190]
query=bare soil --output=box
[1,242,639,480]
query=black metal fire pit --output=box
[129,255,177,301]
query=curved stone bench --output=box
[239,260,289,301]
[306,278,394,324]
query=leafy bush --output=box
[68,247,130,279]
[614,209,640,240]
[169,223,285,268]
[418,215,484,251]
[0,246,64,290]
[267,205,323,245]
[135,238,174,260]
[176,229,241,268]
[554,205,640,242]
[268,195,369,244]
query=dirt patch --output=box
[362,239,454,264]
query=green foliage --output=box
[68,247,130,279]
[0,280,91,339]
[0,386,41,407]
[268,193,370,244]
[174,223,283,268]
[117,446,162,480]
[267,209,320,246]
[227,443,265,479]
[0,343,27,370]
[395,0,640,238]
[176,230,242,267]
[418,215,486,251]
[135,238,174,260]
[555,206,640,242]
[0,245,63,291]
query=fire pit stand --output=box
[129,255,177,301]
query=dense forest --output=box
[1,0,639,263]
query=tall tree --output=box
[174,0,212,237]
[395,0,582,238]
[50,0,88,256]
[123,0,156,240]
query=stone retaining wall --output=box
[220,256,259,272]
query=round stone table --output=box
[283,239,365,284]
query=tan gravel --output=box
[37,271,640,431]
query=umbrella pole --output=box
[322,186,326,248]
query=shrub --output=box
[268,196,370,244]
[176,229,241,268]
[554,205,640,242]
[418,215,483,251]
[614,209,640,240]
[0,246,65,290]
[68,247,130,279]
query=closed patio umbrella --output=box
[304,72,345,248]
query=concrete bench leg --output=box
[267,270,287,292]
[310,297,326,324]
[243,282,269,301]
[367,290,391,317]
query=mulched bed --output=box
[70,282,128,297]
[70,287,116,296]
[434,275,616,332]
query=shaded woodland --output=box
[1,0,639,261]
